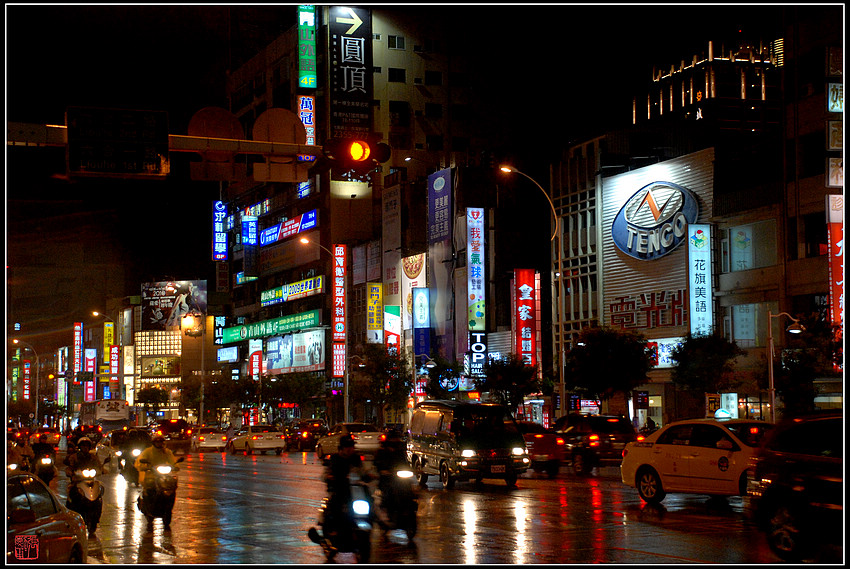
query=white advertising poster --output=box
[687,224,713,335]
[401,253,426,330]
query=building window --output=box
[424,103,442,119]
[389,100,411,127]
[721,219,777,273]
[388,68,406,83]
[424,70,442,86]
[388,35,405,50]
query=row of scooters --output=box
[8,438,183,537]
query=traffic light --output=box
[322,136,391,168]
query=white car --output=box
[315,423,383,459]
[228,425,286,455]
[192,427,227,452]
[620,418,773,503]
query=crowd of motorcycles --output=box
[10,431,418,563]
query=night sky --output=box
[6,3,788,341]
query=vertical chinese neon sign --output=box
[514,269,537,367]
[467,208,485,332]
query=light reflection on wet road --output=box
[47,449,837,564]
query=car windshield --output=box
[454,407,521,438]
[346,424,378,432]
[586,416,635,434]
[725,422,773,447]
[517,422,549,434]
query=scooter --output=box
[116,446,144,486]
[137,456,185,529]
[374,467,418,541]
[66,466,106,536]
[308,473,374,563]
[34,454,58,485]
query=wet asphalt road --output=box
[47,447,839,564]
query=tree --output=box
[423,355,464,400]
[274,372,327,420]
[475,353,540,414]
[564,326,653,400]
[670,332,746,393]
[355,343,413,426]
[135,386,169,423]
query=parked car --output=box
[553,414,637,475]
[7,472,88,563]
[516,421,565,477]
[746,411,842,561]
[285,419,328,451]
[621,418,773,504]
[27,428,61,447]
[228,425,286,455]
[407,401,530,488]
[315,423,383,460]
[192,427,227,452]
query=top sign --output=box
[66,107,170,178]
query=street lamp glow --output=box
[766,311,806,424]
[499,165,559,242]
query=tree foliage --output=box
[353,344,413,426]
[135,386,169,421]
[564,326,653,400]
[670,332,746,393]
[475,353,540,413]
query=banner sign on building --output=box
[428,169,453,244]
[222,309,321,344]
[826,194,844,362]
[328,6,373,138]
[401,253,426,330]
[385,305,401,354]
[213,200,228,261]
[249,339,263,380]
[413,287,431,360]
[468,331,488,378]
[265,330,326,374]
[297,95,317,163]
[333,244,347,342]
[467,208,486,331]
[141,281,208,331]
[259,209,318,246]
[109,345,120,397]
[22,360,31,400]
[85,348,97,401]
[74,322,84,379]
[514,269,537,367]
[297,6,317,89]
[102,322,114,364]
[261,275,324,307]
[217,346,240,363]
[366,282,384,343]
[687,224,713,335]
[332,342,346,378]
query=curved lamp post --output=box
[300,236,350,422]
[766,311,805,423]
[13,339,40,427]
[499,165,559,242]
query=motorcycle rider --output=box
[373,430,408,525]
[321,435,372,546]
[135,434,179,531]
[64,437,106,537]
[31,433,58,484]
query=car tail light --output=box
[588,434,600,447]
[379,433,387,442]
[221,436,227,441]
[302,432,310,439]
[97,426,103,432]
[636,434,645,442]
[556,438,565,446]
[156,430,163,436]
[622,448,628,458]
[534,434,544,439]
[252,435,260,440]
[350,433,359,440]
[199,436,206,442]
[186,429,192,435]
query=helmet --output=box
[152,434,166,444]
[339,435,355,449]
[77,437,93,449]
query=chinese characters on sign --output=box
[297,6,317,89]
[297,95,317,163]
[826,195,844,366]
[329,6,372,139]
[428,169,452,244]
[366,282,384,343]
[514,269,537,367]
[688,224,713,335]
[212,200,228,261]
[467,208,486,331]
[609,289,688,329]
[333,245,347,343]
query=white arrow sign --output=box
[336,7,363,34]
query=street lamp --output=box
[766,311,805,423]
[300,236,350,422]
[13,339,40,427]
[499,165,559,242]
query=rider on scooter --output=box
[64,437,106,537]
[135,434,179,530]
[31,433,56,461]
[373,430,408,520]
[323,436,372,542]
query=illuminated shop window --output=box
[721,219,777,273]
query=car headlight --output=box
[8,463,18,470]
[115,450,123,457]
[40,457,53,465]
[156,465,173,474]
[132,448,142,457]
[352,499,370,516]
[461,449,476,458]
[81,468,97,478]
[396,470,414,478]
[512,447,527,456]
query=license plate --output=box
[491,465,506,473]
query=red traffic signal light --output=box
[323,136,391,166]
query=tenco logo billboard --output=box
[612,181,699,261]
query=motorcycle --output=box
[116,446,144,486]
[137,456,185,529]
[66,465,106,536]
[308,472,374,563]
[34,454,58,485]
[374,467,418,541]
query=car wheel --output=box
[68,544,85,564]
[275,448,283,455]
[440,462,454,489]
[229,442,237,455]
[766,503,810,561]
[636,467,665,503]
[316,445,323,459]
[414,458,429,487]
[546,460,560,478]
[247,443,254,455]
[572,453,590,476]
[738,473,748,496]
[505,472,518,487]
